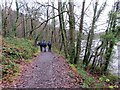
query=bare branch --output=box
[26,10,68,34]
[35,2,58,11]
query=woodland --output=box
[1,0,120,89]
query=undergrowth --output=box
[2,37,38,82]
[76,64,119,88]
[54,47,119,89]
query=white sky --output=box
[1,0,117,11]
[0,0,118,32]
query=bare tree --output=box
[12,0,20,36]
[68,0,75,63]
[74,0,86,64]
[2,0,13,37]
[51,2,56,43]
[58,0,68,58]
[83,1,98,67]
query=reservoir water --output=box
[80,39,120,77]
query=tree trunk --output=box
[51,2,56,44]
[74,0,85,64]
[13,0,19,37]
[83,1,98,67]
[103,1,119,73]
[68,0,75,63]
[22,15,26,38]
[29,18,34,39]
[58,0,68,58]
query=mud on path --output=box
[4,52,82,88]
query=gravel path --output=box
[6,52,82,88]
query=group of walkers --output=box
[38,40,52,52]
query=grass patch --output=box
[2,37,38,82]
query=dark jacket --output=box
[43,41,47,47]
[48,42,52,47]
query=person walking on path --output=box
[38,40,43,52]
[47,41,52,52]
[43,40,47,52]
